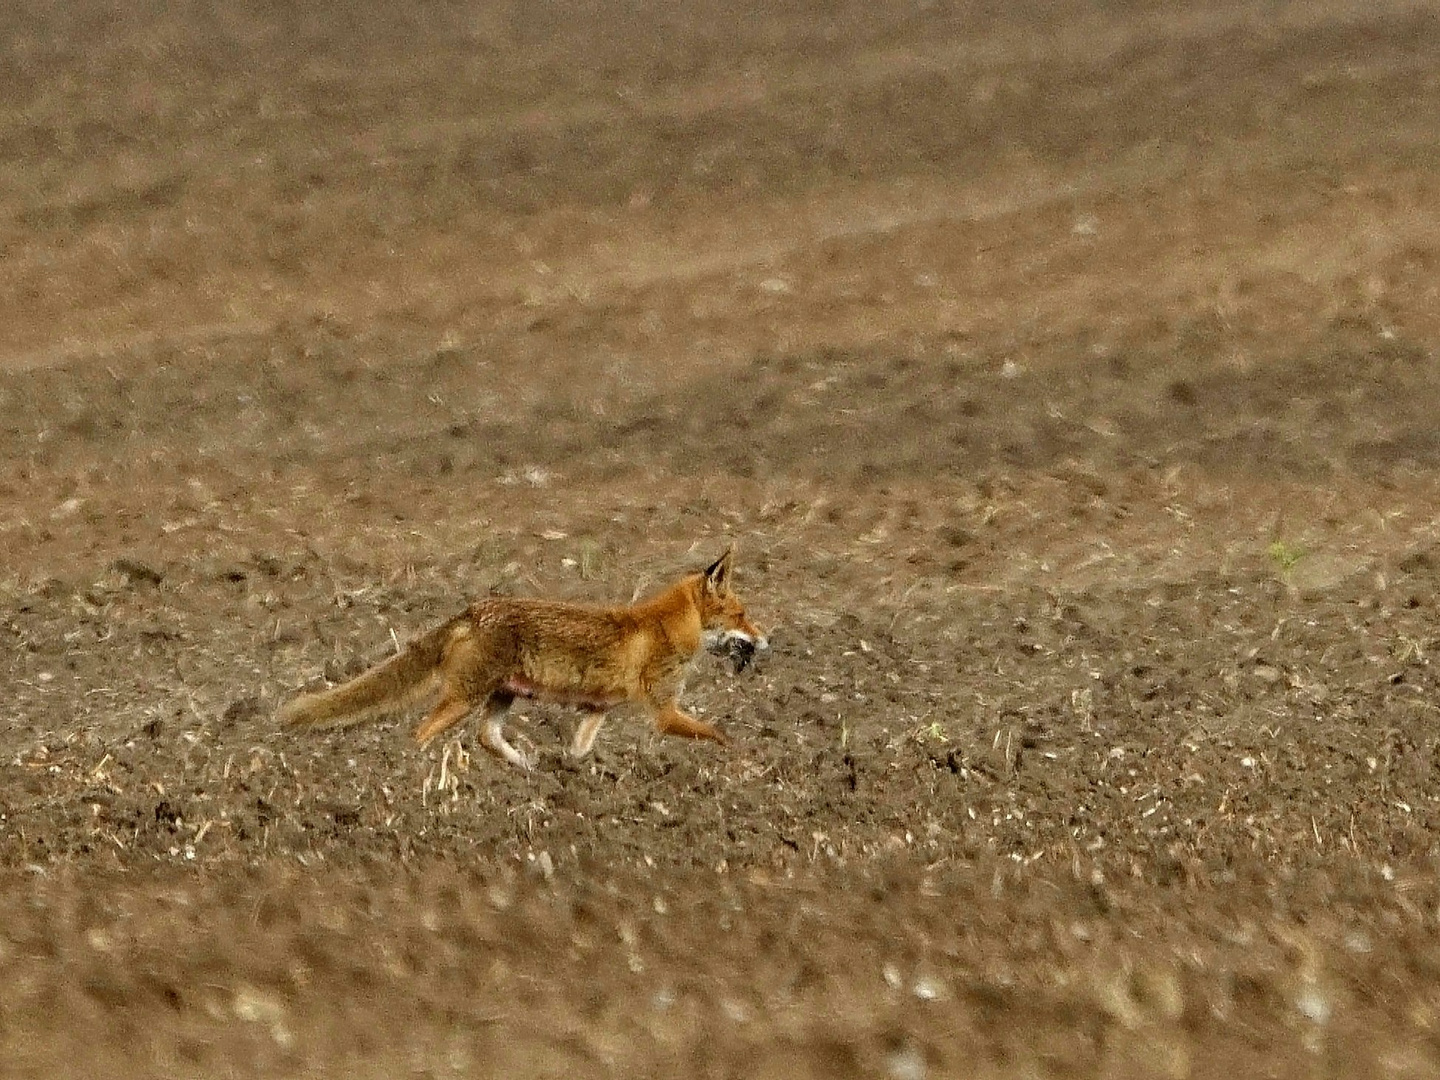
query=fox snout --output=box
[726,628,768,650]
[705,627,769,651]
[736,613,769,654]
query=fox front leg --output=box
[652,700,728,745]
[570,708,607,759]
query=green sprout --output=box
[1267,540,1306,580]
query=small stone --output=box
[886,1042,926,1080]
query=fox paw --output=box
[502,747,536,772]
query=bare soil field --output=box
[5,0,1440,1075]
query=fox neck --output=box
[628,573,707,654]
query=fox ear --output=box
[704,545,734,593]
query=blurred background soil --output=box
[4,1,1440,1075]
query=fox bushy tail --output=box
[279,618,458,728]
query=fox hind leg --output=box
[477,692,534,771]
[414,694,472,746]
[414,623,498,747]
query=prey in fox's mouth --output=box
[706,628,769,674]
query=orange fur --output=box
[279,547,766,769]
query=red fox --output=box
[278,546,767,769]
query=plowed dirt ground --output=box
[5,1,1440,1076]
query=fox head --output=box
[697,546,768,668]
